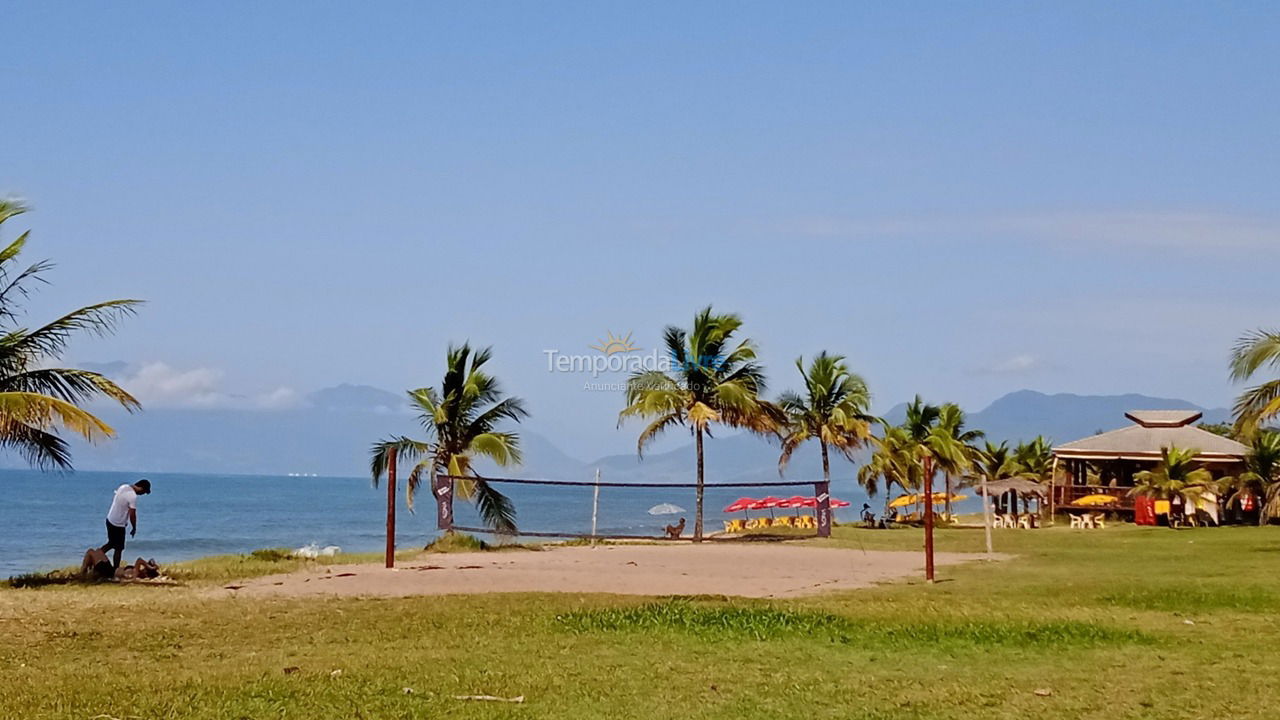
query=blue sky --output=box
[4,2,1277,457]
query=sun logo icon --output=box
[590,331,639,355]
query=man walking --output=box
[100,479,151,569]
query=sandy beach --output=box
[218,543,1002,599]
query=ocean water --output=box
[0,469,882,578]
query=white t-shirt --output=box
[106,484,137,527]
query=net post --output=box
[385,448,397,568]
[434,473,454,531]
[816,481,831,537]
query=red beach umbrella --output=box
[755,496,785,518]
[830,498,851,508]
[784,495,811,515]
[724,497,757,514]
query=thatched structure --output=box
[1051,410,1246,512]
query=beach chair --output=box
[1017,515,1032,530]
[775,516,795,528]
[1092,513,1106,529]
[1069,513,1083,529]
[723,520,734,533]
[729,518,745,533]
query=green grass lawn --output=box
[4,525,1280,719]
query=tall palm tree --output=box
[858,423,918,510]
[1230,329,1280,436]
[777,351,873,487]
[900,397,971,504]
[0,200,141,469]
[899,397,969,580]
[1013,436,1055,483]
[619,306,781,540]
[934,403,984,518]
[1129,446,1216,526]
[370,343,527,535]
[1219,432,1280,525]
[1013,435,1055,517]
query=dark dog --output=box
[663,517,686,539]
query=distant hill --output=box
[3,387,1230,480]
[955,390,1226,446]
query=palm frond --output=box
[369,436,432,485]
[0,418,72,470]
[0,299,143,362]
[473,478,518,535]
[0,391,116,442]
[1230,329,1280,381]
[1234,379,1280,436]
[0,368,140,411]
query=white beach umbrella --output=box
[647,503,686,516]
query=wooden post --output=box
[385,448,397,569]
[981,475,993,558]
[816,481,831,537]
[1048,456,1058,522]
[923,455,935,582]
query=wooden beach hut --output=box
[1051,410,1246,520]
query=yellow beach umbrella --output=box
[889,493,967,508]
[1075,494,1119,506]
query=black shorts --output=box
[104,520,127,552]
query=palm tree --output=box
[898,397,970,580]
[777,351,873,488]
[1013,435,1055,517]
[370,343,527,535]
[1013,436,1055,484]
[1230,329,1280,436]
[858,423,918,511]
[0,200,142,469]
[619,306,781,540]
[934,403,984,519]
[1219,432,1280,525]
[1129,446,1216,527]
[900,398,971,502]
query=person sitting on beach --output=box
[81,548,116,580]
[99,479,151,570]
[664,517,686,539]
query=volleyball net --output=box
[432,474,849,540]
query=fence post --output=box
[816,481,831,537]
[435,473,454,531]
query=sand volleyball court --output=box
[220,543,1000,599]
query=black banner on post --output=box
[434,474,454,531]
[816,481,831,537]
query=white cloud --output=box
[978,353,1042,375]
[117,362,300,410]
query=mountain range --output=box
[5,386,1229,482]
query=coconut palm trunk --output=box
[694,427,705,541]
